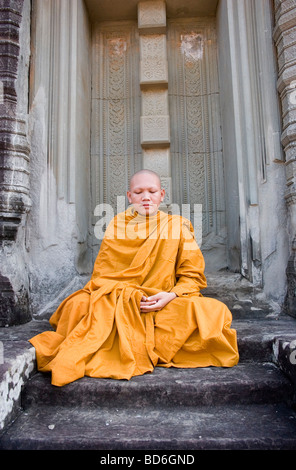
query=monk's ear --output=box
[127,190,132,203]
[160,188,165,201]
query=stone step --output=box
[203,273,276,315]
[1,316,296,433]
[1,317,296,451]
[235,315,296,365]
[22,363,293,410]
[1,402,296,450]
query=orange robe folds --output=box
[29,208,239,386]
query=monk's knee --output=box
[55,291,90,335]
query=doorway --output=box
[91,16,227,270]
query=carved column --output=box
[274,0,296,317]
[0,0,31,325]
[138,0,172,205]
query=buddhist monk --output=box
[29,169,239,386]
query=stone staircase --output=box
[1,273,296,451]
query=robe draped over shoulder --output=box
[29,208,239,386]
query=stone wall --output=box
[217,0,289,309]
[0,0,93,325]
[273,0,296,317]
[0,0,31,326]
[91,2,228,271]
[26,0,93,317]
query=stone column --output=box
[0,0,31,325]
[273,0,296,317]
[138,0,172,205]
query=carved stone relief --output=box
[92,13,226,264]
[0,0,32,326]
[138,0,166,33]
[141,89,169,116]
[168,19,225,246]
[142,148,170,176]
[138,0,172,204]
[274,0,296,317]
[141,116,170,145]
[91,22,142,218]
[140,34,168,84]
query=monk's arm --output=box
[170,222,207,297]
[140,222,206,312]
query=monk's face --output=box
[127,172,165,216]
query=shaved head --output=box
[127,169,165,215]
[129,169,161,190]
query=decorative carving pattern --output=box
[142,89,168,116]
[141,116,170,144]
[274,1,296,198]
[160,177,171,205]
[142,148,170,176]
[92,16,225,243]
[274,0,296,317]
[0,0,32,325]
[140,33,166,55]
[140,34,168,84]
[138,2,171,201]
[168,19,225,237]
[92,24,141,210]
[138,0,166,29]
[0,1,31,239]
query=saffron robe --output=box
[29,208,239,387]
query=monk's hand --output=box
[140,292,177,312]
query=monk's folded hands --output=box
[140,292,177,312]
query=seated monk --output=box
[29,170,239,386]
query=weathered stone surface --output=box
[138,0,166,34]
[21,363,293,410]
[1,403,296,450]
[0,274,30,327]
[284,239,296,318]
[0,0,32,326]
[24,0,92,320]
[273,337,296,404]
[274,0,296,318]
[0,314,296,449]
[0,341,35,431]
[139,34,168,85]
